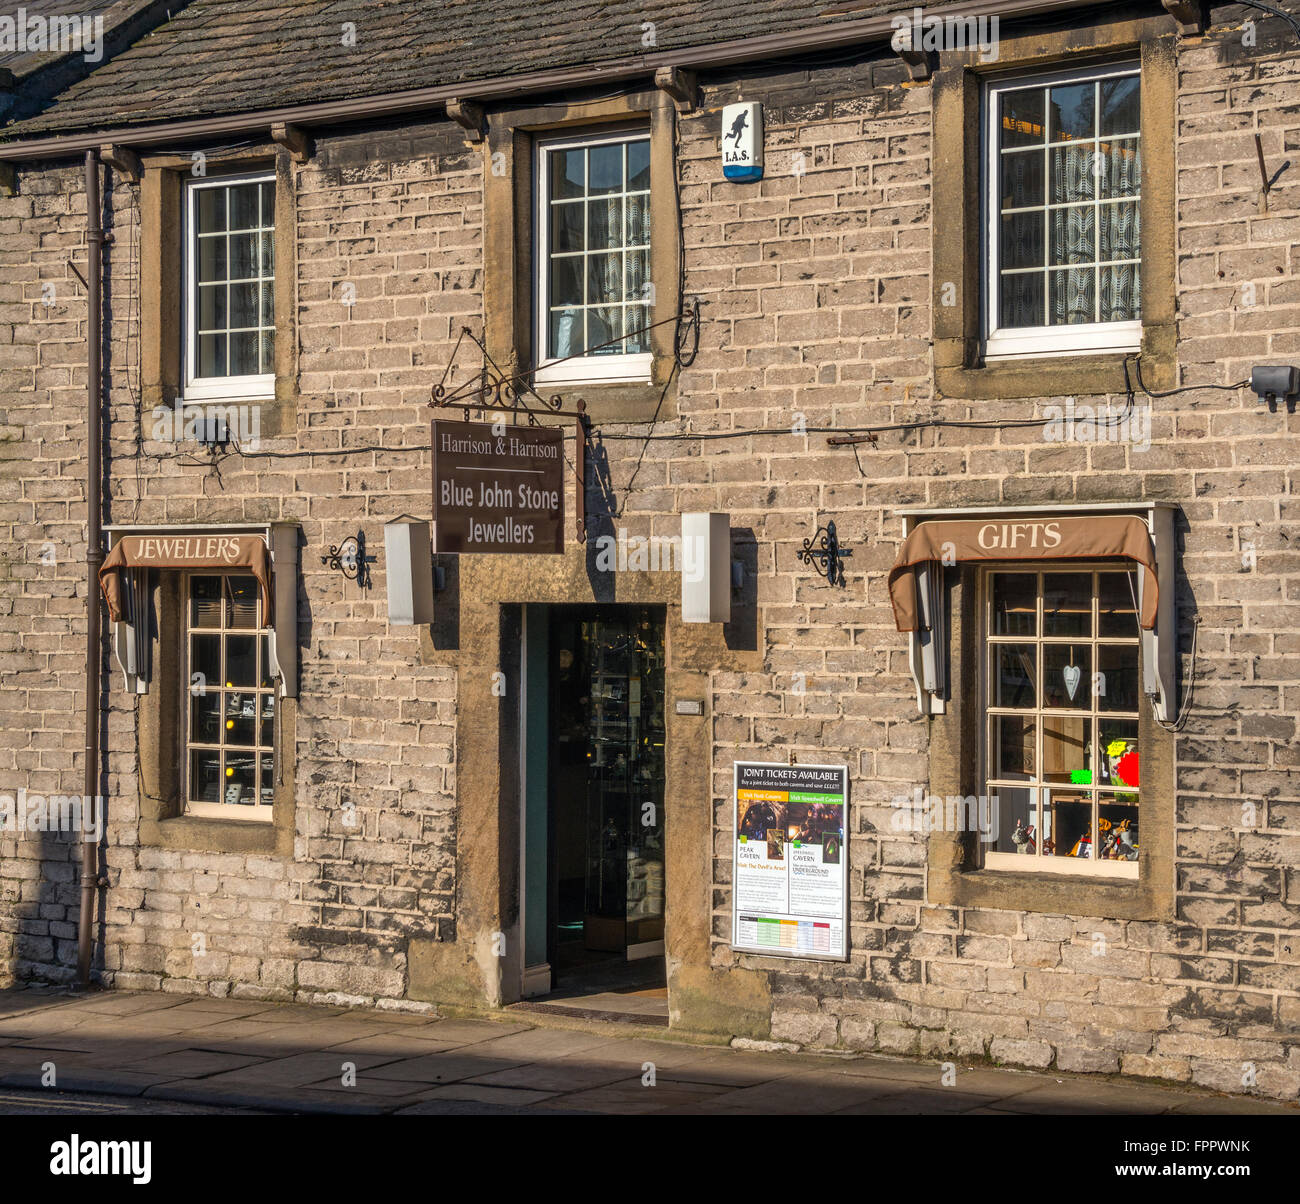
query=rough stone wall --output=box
[687,30,1299,1099]
[0,13,1296,1098]
[1,124,475,1004]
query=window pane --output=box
[260,636,274,688]
[191,749,221,802]
[626,192,650,246]
[1048,267,1095,325]
[1098,138,1140,199]
[625,301,651,353]
[551,201,584,253]
[992,714,1035,781]
[588,143,622,194]
[196,188,225,233]
[587,253,623,306]
[1098,801,1139,860]
[226,634,257,687]
[1043,643,1091,710]
[993,644,1036,708]
[1097,644,1140,711]
[588,196,623,251]
[1000,271,1044,328]
[586,305,621,354]
[551,257,583,308]
[259,181,275,225]
[198,333,226,376]
[197,236,226,283]
[227,576,259,628]
[1100,719,1139,789]
[260,758,275,807]
[228,184,260,231]
[1099,265,1140,323]
[260,330,275,374]
[229,233,257,280]
[225,693,257,745]
[1043,573,1091,637]
[259,231,275,276]
[230,332,259,375]
[627,139,650,190]
[191,576,223,627]
[1049,206,1094,266]
[550,308,584,358]
[993,574,1037,635]
[224,754,257,805]
[1002,212,1044,270]
[1099,76,1140,136]
[1049,82,1095,141]
[1099,201,1140,261]
[1098,572,1139,636]
[259,281,275,327]
[1043,714,1090,781]
[229,282,259,328]
[1049,144,1096,204]
[191,634,221,692]
[550,148,585,199]
[1000,149,1044,209]
[992,786,1036,855]
[1046,791,1091,858]
[197,285,226,332]
[1000,89,1045,148]
[191,692,221,744]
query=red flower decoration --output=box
[1115,749,1139,788]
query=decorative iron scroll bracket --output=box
[429,328,590,541]
[798,520,853,587]
[321,531,371,588]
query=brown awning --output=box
[100,534,272,623]
[888,515,1159,632]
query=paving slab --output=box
[394,1082,560,1108]
[465,1062,641,1093]
[356,1051,531,1085]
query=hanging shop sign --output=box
[431,419,565,554]
[731,760,848,961]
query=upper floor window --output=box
[985,64,1141,360]
[535,129,651,384]
[184,173,276,401]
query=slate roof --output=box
[4,0,912,138]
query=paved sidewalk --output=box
[0,987,1294,1115]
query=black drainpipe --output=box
[77,149,103,987]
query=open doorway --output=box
[518,604,668,1022]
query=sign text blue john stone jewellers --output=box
[431,419,565,554]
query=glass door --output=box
[550,606,666,964]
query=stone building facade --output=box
[1,0,1298,1100]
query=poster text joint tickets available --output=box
[731,761,848,960]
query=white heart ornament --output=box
[1063,664,1081,700]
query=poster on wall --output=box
[731,760,848,961]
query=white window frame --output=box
[184,571,276,822]
[983,62,1142,362]
[980,563,1141,880]
[182,172,276,403]
[533,126,653,386]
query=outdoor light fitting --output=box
[1251,364,1300,407]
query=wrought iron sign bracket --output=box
[322,531,371,588]
[429,328,590,541]
[798,519,853,587]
